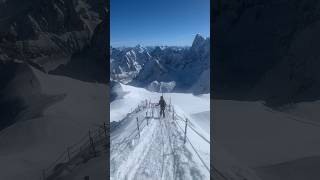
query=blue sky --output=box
[111,0,210,47]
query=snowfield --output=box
[111,84,210,123]
[0,67,108,180]
[110,84,210,180]
[213,100,320,180]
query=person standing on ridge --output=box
[156,96,166,118]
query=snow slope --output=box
[279,100,320,124]
[213,100,320,179]
[0,67,107,180]
[110,84,210,180]
[60,152,108,180]
[110,87,265,180]
[191,111,210,134]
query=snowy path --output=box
[110,103,209,180]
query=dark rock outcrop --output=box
[213,0,320,106]
[0,60,49,130]
[51,16,109,83]
[0,0,107,74]
[110,80,124,102]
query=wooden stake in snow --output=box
[184,118,188,144]
[67,147,71,161]
[103,122,107,139]
[172,107,175,120]
[136,117,140,138]
[89,130,96,157]
[42,169,46,180]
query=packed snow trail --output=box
[110,102,209,180]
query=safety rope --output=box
[111,100,227,180]
[174,112,210,144]
[171,108,228,179]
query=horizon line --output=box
[110,44,192,48]
[111,34,210,48]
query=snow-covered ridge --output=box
[111,97,210,179]
[110,84,264,180]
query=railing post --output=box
[103,122,107,139]
[42,169,46,180]
[146,112,149,126]
[136,117,140,138]
[67,147,71,161]
[89,130,96,157]
[184,118,188,144]
[172,107,174,120]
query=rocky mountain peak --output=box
[192,34,206,48]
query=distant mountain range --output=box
[110,34,210,95]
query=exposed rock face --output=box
[51,16,109,83]
[135,35,210,93]
[147,81,176,93]
[110,45,152,83]
[0,0,107,73]
[0,60,25,130]
[213,0,320,106]
[253,20,320,106]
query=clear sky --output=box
[111,0,210,47]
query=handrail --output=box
[41,123,107,180]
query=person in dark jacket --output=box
[156,96,166,118]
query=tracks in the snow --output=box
[159,114,166,179]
